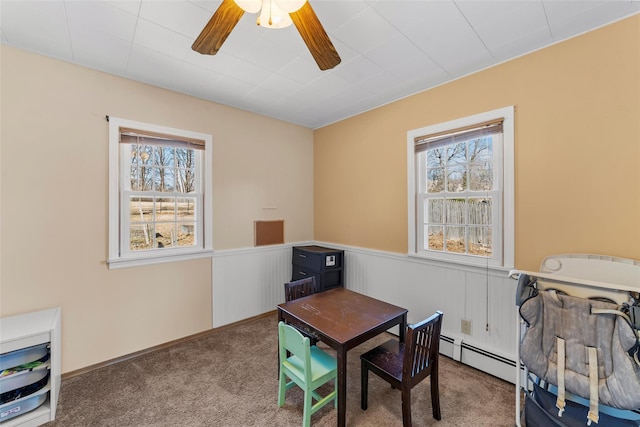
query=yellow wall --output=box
[0,46,314,373]
[314,15,640,271]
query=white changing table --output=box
[509,254,640,427]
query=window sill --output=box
[407,251,513,274]
[107,249,214,269]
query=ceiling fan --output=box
[192,0,341,71]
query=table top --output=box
[277,288,407,345]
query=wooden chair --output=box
[278,321,337,427]
[284,277,319,346]
[284,277,317,302]
[360,311,444,426]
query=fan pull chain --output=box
[256,0,275,26]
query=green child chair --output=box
[278,321,337,427]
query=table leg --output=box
[337,348,347,427]
[399,313,407,343]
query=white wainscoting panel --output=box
[212,244,297,327]
[212,242,519,382]
[342,244,518,382]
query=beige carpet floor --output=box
[47,313,516,426]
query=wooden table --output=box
[277,288,408,427]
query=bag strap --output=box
[592,307,640,366]
[556,337,566,417]
[586,346,599,425]
[592,307,633,325]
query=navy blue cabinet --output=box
[292,245,344,292]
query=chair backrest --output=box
[284,277,317,302]
[278,321,312,382]
[403,311,443,385]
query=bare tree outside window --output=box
[423,136,494,256]
[127,143,198,251]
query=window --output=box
[108,117,213,269]
[407,106,514,269]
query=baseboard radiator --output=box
[440,334,516,383]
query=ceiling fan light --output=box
[257,0,293,29]
[274,0,306,13]
[234,0,261,13]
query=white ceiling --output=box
[1,1,638,129]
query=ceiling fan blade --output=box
[192,0,245,55]
[290,2,341,71]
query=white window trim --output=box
[407,106,514,270]
[107,117,213,269]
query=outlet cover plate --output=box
[461,319,472,335]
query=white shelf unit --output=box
[0,308,61,427]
